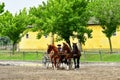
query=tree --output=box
[0,2,4,13]
[49,0,92,47]
[29,0,60,45]
[30,0,92,48]
[0,36,10,45]
[89,0,120,52]
[0,9,30,54]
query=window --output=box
[113,32,116,36]
[44,34,48,38]
[26,33,29,38]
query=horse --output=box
[61,42,73,70]
[47,44,61,69]
[62,42,81,69]
[72,43,81,69]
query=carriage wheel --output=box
[42,56,50,68]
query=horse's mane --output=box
[47,44,58,54]
[62,42,71,53]
[52,45,58,53]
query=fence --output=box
[0,51,45,61]
[0,44,12,50]
[0,50,120,62]
[81,50,120,62]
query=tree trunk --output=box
[12,42,16,55]
[51,33,54,45]
[108,37,113,53]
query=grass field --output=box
[0,51,120,62]
[0,51,44,61]
[81,53,120,62]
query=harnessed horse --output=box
[47,44,61,69]
[62,42,72,70]
[62,42,81,69]
[72,43,81,69]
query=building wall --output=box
[19,32,66,50]
[19,25,120,50]
[82,25,120,50]
[19,32,50,50]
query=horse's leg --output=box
[57,58,61,68]
[62,55,67,68]
[52,62,54,69]
[51,57,54,69]
[60,55,63,68]
[53,58,56,70]
[54,57,60,70]
[73,57,77,69]
[69,58,72,70]
[49,55,54,69]
[66,58,71,70]
[66,59,69,70]
[77,57,80,68]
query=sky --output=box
[0,0,47,14]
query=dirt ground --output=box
[0,62,120,80]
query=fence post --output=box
[99,50,102,61]
[116,51,119,61]
[9,51,12,60]
[83,51,86,62]
[36,51,38,60]
[23,51,25,61]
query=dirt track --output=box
[0,62,120,80]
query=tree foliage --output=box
[0,2,4,13]
[0,36,10,45]
[0,9,30,54]
[29,0,60,40]
[30,0,92,47]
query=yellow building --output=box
[19,32,65,51]
[83,25,120,50]
[19,25,120,51]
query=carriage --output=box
[42,43,81,70]
[42,52,73,69]
[42,52,51,68]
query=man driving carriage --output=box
[57,44,62,52]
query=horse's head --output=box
[47,44,53,54]
[72,43,77,49]
[72,43,81,56]
[47,44,58,54]
[62,42,71,53]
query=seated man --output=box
[57,44,62,52]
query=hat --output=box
[57,44,61,46]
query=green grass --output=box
[0,52,44,61]
[0,51,120,62]
[102,53,120,62]
[80,53,120,62]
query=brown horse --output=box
[62,42,81,69]
[62,42,72,70]
[72,43,81,69]
[47,44,60,69]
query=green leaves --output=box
[88,0,120,52]
[89,0,120,38]
[29,0,92,46]
[0,2,4,13]
[0,9,30,54]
